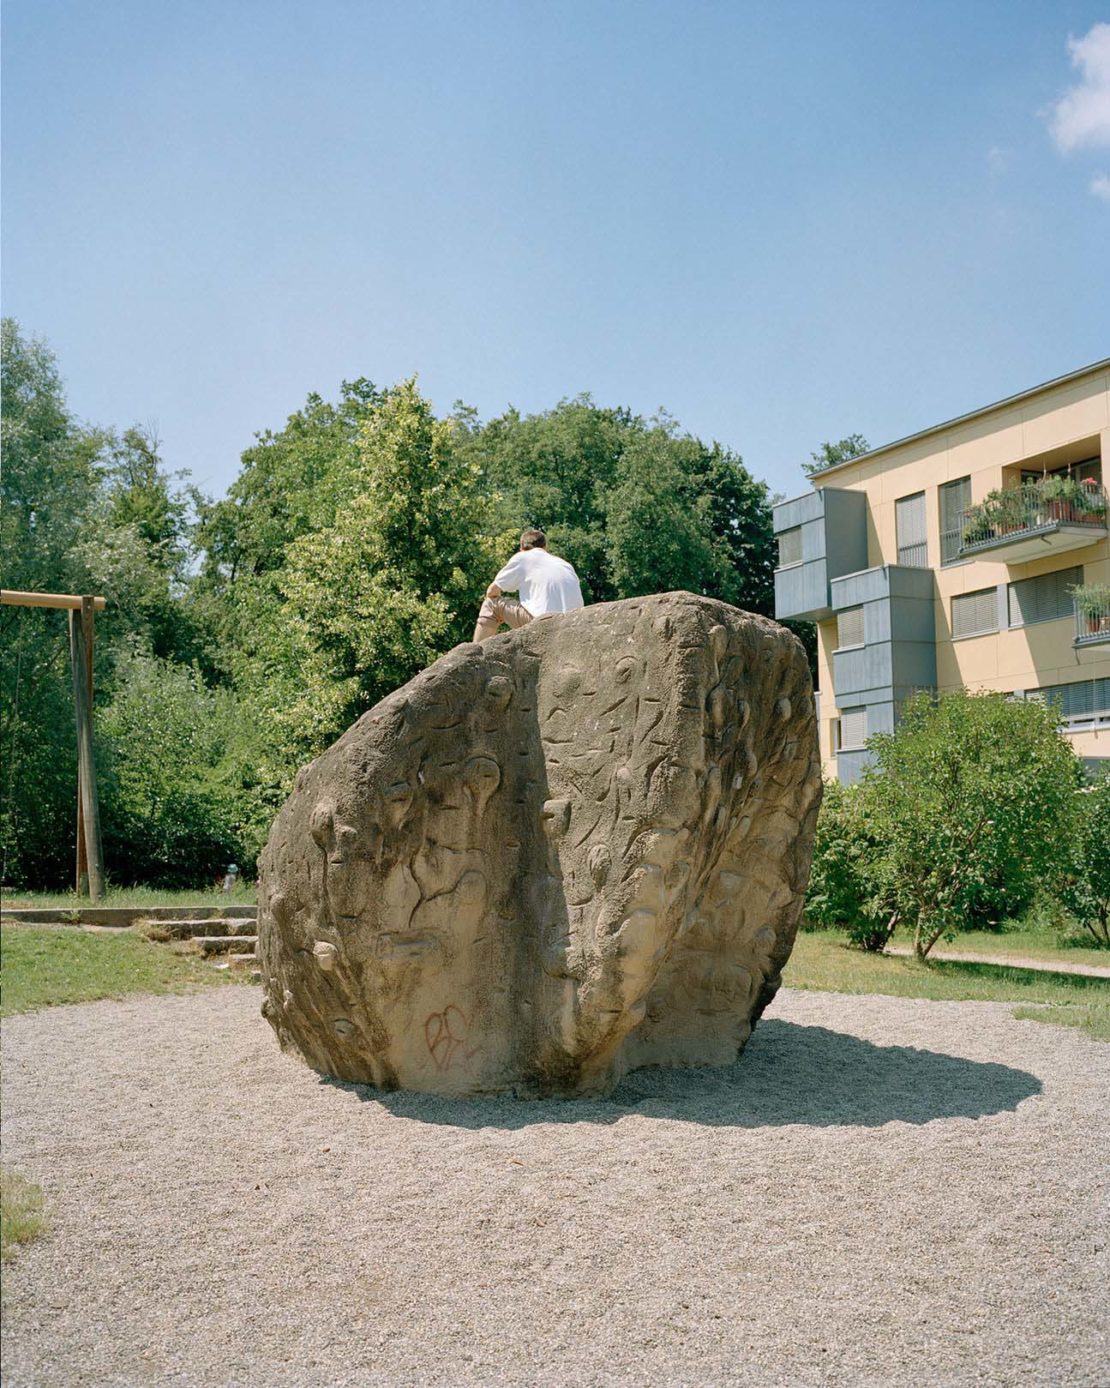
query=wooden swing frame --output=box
[1,589,107,899]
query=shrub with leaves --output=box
[804,780,897,951]
[860,691,1082,958]
[1059,769,1110,946]
[98,650,250,886]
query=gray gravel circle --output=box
[1,985,1107,1388]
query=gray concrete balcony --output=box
[772,488,868,621]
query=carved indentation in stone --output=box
[462,756,500,816]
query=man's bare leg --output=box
[473,596,533,642]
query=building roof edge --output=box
[811,357,1110,480]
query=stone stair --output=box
[0,903,262,982]
[145,915,261,982]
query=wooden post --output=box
[69,599,105,900]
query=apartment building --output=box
[772,359,1110,782]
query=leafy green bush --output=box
[857,691,1082,958]
[805,780,896,951]
[98,651,252,887]
[1058,769,1110,946]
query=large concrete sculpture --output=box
[258,593,822,1096]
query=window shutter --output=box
[1008,566,1081,627]
[837,606,865,648]
[1031,678,1110,719]
[896,492,928,567]
[940,477,971,565]
[839,707,867,748]
[952,587,999,638]
[778,527,802,566]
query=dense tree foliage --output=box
[803,433,869,478]
[805,691,1088,956]
[3,325,786,889]
[1059,768,1110,946]
[0,322,246,887]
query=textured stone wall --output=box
[258,592,822,1096]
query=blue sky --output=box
[3,0,1108,502]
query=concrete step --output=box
[1,904,256,927]
[142,918,258,941]
[197,934,258,956]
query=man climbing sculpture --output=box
[472,528,584,642]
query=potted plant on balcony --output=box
[1070,582,1110,637]
[1078,476,1108,517]
[1036,474,1106,521]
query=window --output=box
[837,707,868,749]
[895,492,928,567]
[952,587,999,639]
[1008,566,1081,627]
[939,477,970,565]
[1029,678,1110,723]
[777,527,802,567]
[836,606,865,649]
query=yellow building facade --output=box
[773,360,1110,781]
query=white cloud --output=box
[1091,173,1110,201]
[1048,22,1110,152]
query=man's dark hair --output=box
[520,528,547,550]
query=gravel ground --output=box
[1,985,1107,1388]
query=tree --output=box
[0,321,229,886]
[859,691,1082,958]
[98,650,249,887]
[235,380,501,785]
[605,426,728,599]
[803,433,869,479]
[804,779,897,951]
[457,394,631,602]
[1060,769,1110,946]
[459,396,777,613]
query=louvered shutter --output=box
[952,588,999,638]
[896,493,928,567]
[1031,678,1110,719]
[839,707,868,748]
[1008,566,1081,627]
[778,528,802,566]
[837,606,865,649]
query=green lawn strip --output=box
[785,931,1109,1041]
[0,925,240,1017]
[1011,1005,1110,1043]
[1,1167,49,1262]
[1,884,257,911]
[917,927,1108,970]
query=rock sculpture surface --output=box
[258,593,822,1096]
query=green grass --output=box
[1,882,257,910]
[0,925,239,1017]
[915,925,1108,970]
[1,1167,48,1262]
[786,930,1110,1040]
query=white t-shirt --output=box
[493,548,584,617]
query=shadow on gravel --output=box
[322,1019,1042,1131]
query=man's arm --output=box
[486,581,502,599]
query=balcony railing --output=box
[1074,588,1110,646]
[958,478,1108,559]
